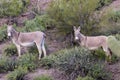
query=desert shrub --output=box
[47,0,100,35]
[111,11,120,22]
[18,53,37,71]
[0,0,30,17]
[28,45,39,54]
[88,64,111,80]
[0,56,17,73]
[0,25,7,42]
[108,36,120,57]
[115,34,120,41]
[98,10,120,35]
[3,44,17,56]
[33,75,53,80]
[40,47,110,80]
[24,15,46,32]
[39,54,56,68]
[6,66,28,80]
[98,0,113,9]
[76,76,94,80]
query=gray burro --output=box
[73,26,111,60]
[7,25,46,60]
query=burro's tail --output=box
[107,36,120,57]
[43,33,46,38]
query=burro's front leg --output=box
[16,45,21,57]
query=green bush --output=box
[0,56,17,73]
[40,47,110,80]
[6,66,28,80]
[98,0,112,9]
[98,10,120,35]
[33,75,53,80]
[3,44,17,56]
[88,64,111,80]
[76,76,94,80]
[24,15,46,32]
[0,0,30,17]
[47,0,100,35]
[108,36,120,57]
[0,25,7,42]
[115,34,120,41]
[18,53,37,71]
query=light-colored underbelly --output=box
[20,42,35,47]
[88,47,98,50]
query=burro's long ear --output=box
[78,26,81,31]
[73,26,76,31]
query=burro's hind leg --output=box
[41,38,46,57]
[102,45,111,61]
[36,42,42,60]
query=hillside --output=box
[0,0,120,80]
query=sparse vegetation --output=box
[18,53,38,71]
[0,56,17,73]
[0,25,7,42]
[6,66,28,80]
[33,75,53,80]
[3,44,17,56]
[76,76,95,80]
[40,47,111,80]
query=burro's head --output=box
[7,25,13,37]
[73,26,81,41]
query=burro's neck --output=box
[12,29,19,40]
[79,33,86,40]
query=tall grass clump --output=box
[0,56,17,73]
[40,47,111,80]
[0,25,7,42]
[18,53,38,71]
[3,44,17,56]
[6,66,28,80]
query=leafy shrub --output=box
[33,75,53,80]
[115,34,120,41]
[111,11,120,22]
[0,25,7,42]
[88,64,111,80]
[108,36,120,57]
[98,0,113,9]
[24,15,46,32]
[18,53,37,71]
[40,47,110,80]
[0,56,17,73]
[3,44,17,56]
[76,76,94,80]
[0,0,30,17]
[6,66,28,80]
[98,10,120,35]
[39,54,56,68]
[47,0,100,35]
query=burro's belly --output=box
[88,47,99,50]
[20,42,35,47]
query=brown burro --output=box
[7,25,46,60]
[73,26,111,60]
